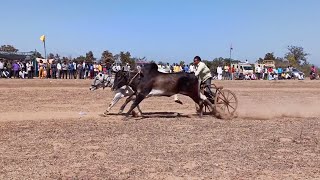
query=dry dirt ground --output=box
[0,79,320,179]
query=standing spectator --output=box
[217,65,223,80]
[7,61,12,78]
[82,61,86,79]
[94,62,99,76]
[73,61,77,79]
[0,59,4,77]
[38,60,45,78]
[62,62,68,79]
[256,65,262,80]
[268,67,273,80]
[98,63,102,72]
[77,63,82,79]
[51,61,57,79]
[189,64,195,73]
[102,63,107,74]
[89,63,94,78]
[231,65,235,80]
[277,67,283,80]
[26,61,33,79]
[57,61,62,79]
[183,65,189,72]
[46,62,51,78]
[13,61,20,78]
[224,64,229,80]
[68,62,74,79]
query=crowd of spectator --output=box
[0,58,128,79]
[0,58,317,80]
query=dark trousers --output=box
[52,70,57,79]
[28,71,33,79]
[62,70,68,79]
[203,78,212,96]
[256,73,261,79]
[68,70,74,79]
[13,70,19,78]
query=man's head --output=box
[193,56,201,65]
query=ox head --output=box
[111,70,130,91]
[89,73,111,91]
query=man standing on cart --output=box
[193,56,213,96]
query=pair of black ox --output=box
[111,63,217,119]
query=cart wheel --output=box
[214,89,238,116]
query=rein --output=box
[128,71,141,86]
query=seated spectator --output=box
[244,74,251,80]
[251,73,257,80]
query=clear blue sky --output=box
[1,0,319,65]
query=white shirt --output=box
[256,66,261,73]
[73,62,77,70]
[217,66,223,74]
[0,62,3,69]
[57,63,62,70]
[189,65,195,72]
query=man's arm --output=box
[194,63,205,76]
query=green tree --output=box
[179,61,185,66]
[62,57,70,63]
[285,46,309,65]
[0,45,18,52]
[264,52,276,60]
[31,51,43,58]
[48,53,55,59]
[101,50,114,65]
[74,56,86,63]
[120,51,134,66]
[54,54,61,61]
[85,51,95,63]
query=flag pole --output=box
[229,44,232,66]
[43,40,47,60]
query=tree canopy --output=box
[0,45,19,52]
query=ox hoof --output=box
[118,110,123,114]
[132,111,139,117]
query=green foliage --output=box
[264,52,276,60]
[32,51,43,58]
[0,45,18,52]
[119,51,135,66]
[285,46,309,66]
[48,53,55,59]
[85,51,95,63]
[55,54,60,61]
[101,50,114,65]
[73,56,86,63]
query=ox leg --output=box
[104,92,123,115]
[119,95,143,116]
[119,94,136,114]
[124,93,146,119]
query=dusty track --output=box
[1,79,320,179]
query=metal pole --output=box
[229,47,232,65]
[43,40,47,60]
